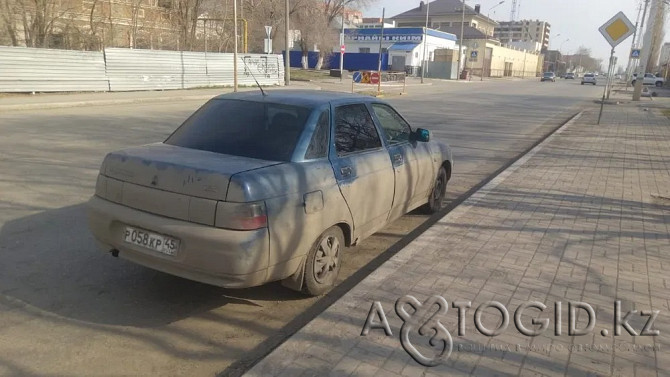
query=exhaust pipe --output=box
[110,249,119,258]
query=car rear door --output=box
[329,103,395,240]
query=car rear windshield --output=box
[165,99,312,162]
[585,74,594,77]
[544,73,553,76]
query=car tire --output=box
[303,226,344,296]
[632,80,636,86]
[581,82,584,85]
[422,166,448,214]
[656,81,663,87]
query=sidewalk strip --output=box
[222,110,584,377]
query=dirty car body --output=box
[87,90,453,294]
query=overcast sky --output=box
[363,0,667,67]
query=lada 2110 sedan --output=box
[87,90,453,295]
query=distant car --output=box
[581,73,597,85]
[565,72,575,79]
[541,72,556,82]
[87,90,453,296]
[632,73,664,87]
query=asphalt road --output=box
[0,78,602,376]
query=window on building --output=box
[359,47,370,53]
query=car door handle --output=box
[340,166,352,177]
[393,153,403,164]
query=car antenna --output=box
[240,57,267,97]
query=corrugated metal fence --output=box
[0,46,284,92]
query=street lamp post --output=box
[556,38,569,75]
[487,0,505,19]
[285,0,290,86]
[486,0,505,37]
[457,0,465,79]
[421,0,430,83]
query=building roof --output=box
[438,26,489,40]
[391,0,498,25]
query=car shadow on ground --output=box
[0,203,305,328]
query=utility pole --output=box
[377,8,385,95]
[634,0,659,101]
[458,0,465,79]
[340,7,345,82]
[421,0,430,83]
[285,0,290,86]
[233,0,238,92]
[625,2,644,91]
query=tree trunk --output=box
[315,55,323,70]
[301,54,308,69]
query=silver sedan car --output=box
[87,90,453,295]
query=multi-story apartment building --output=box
[494,20,550,52]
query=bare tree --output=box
[16,0,78,47]
[171,0,203,50]
[0,0,20,45]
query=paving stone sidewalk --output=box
[245,103,670,377]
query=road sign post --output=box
[597,11,636,124]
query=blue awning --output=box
[388,42,420,51]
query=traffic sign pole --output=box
[598,48,615,124]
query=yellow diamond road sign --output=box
[599,11,635,48]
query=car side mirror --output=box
[413,128,430,142]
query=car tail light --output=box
[215,201,267,230]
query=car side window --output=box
[334,104,382,156]
[305,110,330,159]
[371,104,411,145]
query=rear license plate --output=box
[123,226,180,256]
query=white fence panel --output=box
[105,48,184,91]
[0,47,284,92]
[0,46,108,92]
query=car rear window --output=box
[165,99,311,162]
[585,74,594,77]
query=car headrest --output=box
[271,112,299,131]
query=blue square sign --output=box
[631,49,641,58]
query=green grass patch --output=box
[289,68,331,81]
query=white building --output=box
[338,27,458,71]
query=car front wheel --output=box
[656,81,663,87]
[423,166,448,214]
[303,226,344,296]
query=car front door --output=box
[371,103,435,218]
[330,103,395,240]
[369,103,421,220]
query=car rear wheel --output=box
[422,166,448,214]
[303,226,344,296]
[632,80,637,86]
[656,81,663,87]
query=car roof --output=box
[212,90,379,108]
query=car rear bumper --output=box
[87,195,270,288]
